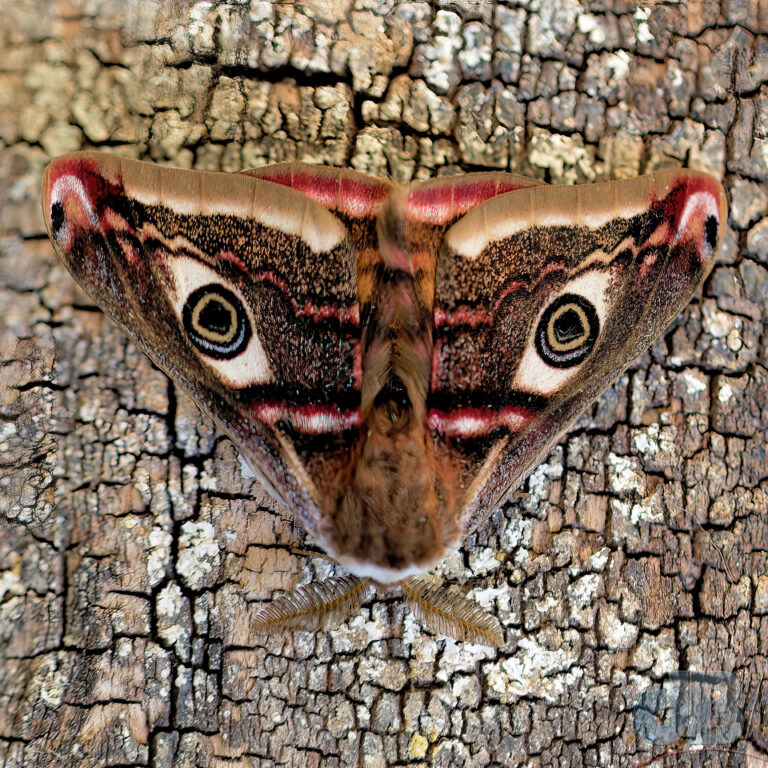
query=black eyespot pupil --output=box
[535,293,600,369]
[50,201,65,235]
[705,215,718,249]
[199,298,232,335]
[182,283,251,360]
[553,308,584,345]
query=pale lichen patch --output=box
[500,515,533,553]
[754,575,768,614]
[718,381,734,403]
[177,520,221,591]
[607,453,646,495]
[630,630,677,677]
[633,7,654,44]
[0,566,23,602]
[589,546,611,571]
[612,497,665,526]
[682,368,708,395]
[470,585,510,616]
[632,423,677,462]
[331,609,390,653]
[156,582,191,654]
[438,638,496,678]
[199,460,219,491]
[632,423,661,456]
[702,301,741,339]
[431,548,464,580]
[147,525,172,586]
[37,655,70,707]
[528,132,597,184]
[468,546,502,575]
[0,421,17,451]
[357,655,408,692]
[567,574,601,629]
[525,455,563,504]
[417,10,462,93]
[486,635,582,702]
[597,603,639,650]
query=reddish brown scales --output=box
[245,162,392,218]
[42,154,727,590]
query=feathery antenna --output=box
[402,576,503,647]
[253,575,371,633]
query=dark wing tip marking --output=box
[705,215,719,250]
[50,201,65,235]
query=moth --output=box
[42,153,726,646]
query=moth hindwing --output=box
[42,153,726,644]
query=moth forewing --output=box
[42,153,727,644]
[433,169,726,538]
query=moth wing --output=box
[402,170,546,223]
[42,153,391,543]
[240,161,393,217]
[429,169,727,533]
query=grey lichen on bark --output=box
[0,1,767,766]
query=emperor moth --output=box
[42,154,726,645]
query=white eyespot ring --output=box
[165,256,273,388]
[512,271,610,397]
[535,293,600,368]
[183,284,251,360]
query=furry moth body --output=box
[42,154,726,645]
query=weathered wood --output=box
[1,1,767,766]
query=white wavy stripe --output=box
[446,183,648,260]
[253,403,361,435]
[673,190,719,251]
[427,407,531,438]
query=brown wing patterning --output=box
[43,154,381,540]
[42,155,726,588]
[429,171,726,535]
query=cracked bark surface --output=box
[1,1,767,766]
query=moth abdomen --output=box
[321,195,462,582]
[372,374,411,428]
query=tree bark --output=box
[1,1,767,766]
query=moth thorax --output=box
[328,390,455,581]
